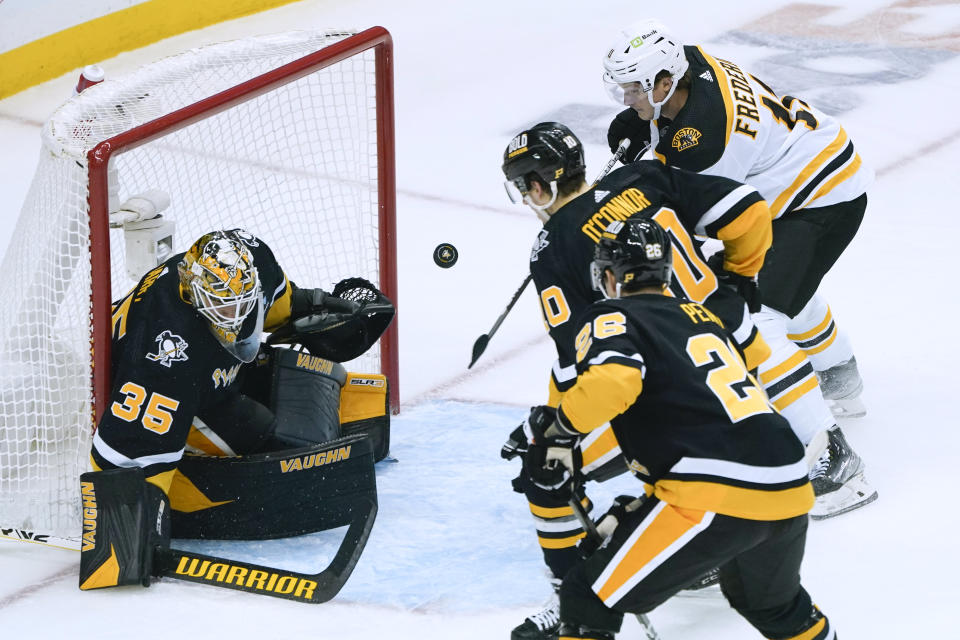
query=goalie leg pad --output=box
[169,433,376,540]
[79,468,170,590]
[269,349,347,448]
[340,371,390,462]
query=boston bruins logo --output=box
[672,127,702,151]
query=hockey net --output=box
[0,28,398,539]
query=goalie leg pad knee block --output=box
[79,468,170,590]
[270,350,347,447]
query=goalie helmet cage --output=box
[0,27,398,539]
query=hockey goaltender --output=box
[79,228,395,603]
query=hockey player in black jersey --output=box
[518,218,835,640]
[600,19,876,520]
[79,229,393,591]
[501,122,776,640]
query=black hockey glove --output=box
[519,406,582,501]
[577,494,644,559]
[607,108,650,163]
[270,278,395,362]
[500,424,528,460]
[706,252,762,313]
[290,286,360,317]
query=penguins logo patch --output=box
[672,127,702,151]
[530,229,550,262]
[146,330,189,367]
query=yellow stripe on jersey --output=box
[560,363,644,434]
[770,129,849,218]
[715,200,773,278]
[654,478,813,520]
[697,48,735,149]
[528,496,590,519]
[538,532,586,549]
[787,308,834,342]
[760,350,807,383]
[808,153,863,206]
[595,503,710,604]
[784,616,827,640]
[771,376,820,411]
[581,425,621,472]
[264,275,293,331]
[742,331,772,372]
[111,293,134,340]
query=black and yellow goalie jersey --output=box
[93,233,293,490]
[557,294,813,521]
[531,160,771,404]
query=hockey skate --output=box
[808,426,878,520]
[512,580,560,640]
[816,356,866,419]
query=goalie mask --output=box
[178,230,264,362]
[591,218,673,298]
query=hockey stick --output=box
[1,526,82,551]
[152,492,377,604]
[468,273,533,368]
[468,139,636,368]
[568,485,662,640]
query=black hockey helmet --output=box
[502,122,586,203]
[591,217,673,296]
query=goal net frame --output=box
[87,27,399,423]
[0,27,398,541]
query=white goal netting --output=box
[0,29,393,539]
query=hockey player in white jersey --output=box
[600,19,877,522]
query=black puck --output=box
[433,243,458,268]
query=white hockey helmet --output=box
[602,20,689,108]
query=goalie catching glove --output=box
[516,405,582,501]
[268,278,395,362]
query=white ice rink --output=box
[2,0,959,637]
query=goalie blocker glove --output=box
[79,467,170,590]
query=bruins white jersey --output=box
[651,46,873,219]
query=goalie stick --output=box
[468,138,638,368]
[2,492,376,604]
[152,491,377,604]
[568,484,662,640]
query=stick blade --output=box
[469,334,489,368]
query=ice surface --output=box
[2,0,959,637]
